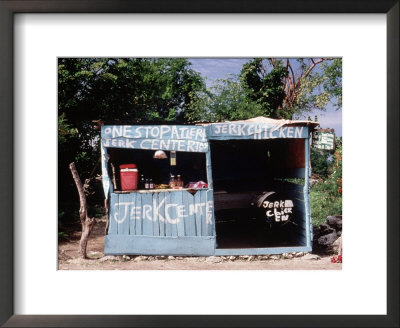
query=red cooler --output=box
[120,164,138,191]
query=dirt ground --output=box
[58,218,341,270]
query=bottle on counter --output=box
[140,174,145,189]
[149,179,154,189]
[176,175,183,188]
[145,178,150,190]
[169,175,176,189]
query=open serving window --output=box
[107,148,208,192]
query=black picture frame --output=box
[0,1,398,327]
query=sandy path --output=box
[58,219,341,270]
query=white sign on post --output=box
[313,129,335,150]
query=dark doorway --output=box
[210,139,307,249]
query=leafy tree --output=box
[240,59,288,118]
[58,113,78,145]
[185,75,264,122]
[240,58,342,119]
[188,57,341,122]
[58,58,205,123]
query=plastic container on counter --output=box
[120,164,138,191]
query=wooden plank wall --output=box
[117,193,130,235]
[134,193,142,235]
[105,235,215,256]
[108,189,214,238]
[141,193,154,236]
[158,192,165,237]
[108,193,118,235]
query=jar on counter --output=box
[169,175,176,188]
[176,175,183,188]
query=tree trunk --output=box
[69,162,96,259]
[79,217,95,258]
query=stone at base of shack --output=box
[93,252,314,264]
[313,215,342,255]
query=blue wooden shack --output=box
[100,117,319,256]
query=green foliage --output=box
[295,58,342,113]
[310,141,342,226]
[285,178,305,186]
[59,58,205,132]
[189,58,342,123]
[310,188,342,227]
[186,75,264,122]
[58,58,205,123]
[58,113,78,144]
[239,58,342,119]
[240,59,288,118]
[310,148,332,178]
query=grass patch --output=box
[285,178,305,186]
[310,142,342,227]
[310,184,342,227]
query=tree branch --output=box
[299,58,323,82]
[269,58,276,67]
[295,58,334,89]
[69,162,88,224]
[69,162,96,259]
[288,62,296,89]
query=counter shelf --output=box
[113,188,208,194]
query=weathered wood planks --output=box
[134,193,142,235]
[117,193,130,235]
[108,189,212,238]
[129,192,137,236]
[158,192,166,237]
[108,193,118,235]
[183,191,196,236]
[164,192,173,237]
[141,193,153,236]
[105,235,216,256]
[194,190,202,236]
[174,191,185,237]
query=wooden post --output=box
[69,162,96,259]
[104,197,109,235]
[110,162,117,190]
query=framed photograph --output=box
[1,1,398,327]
